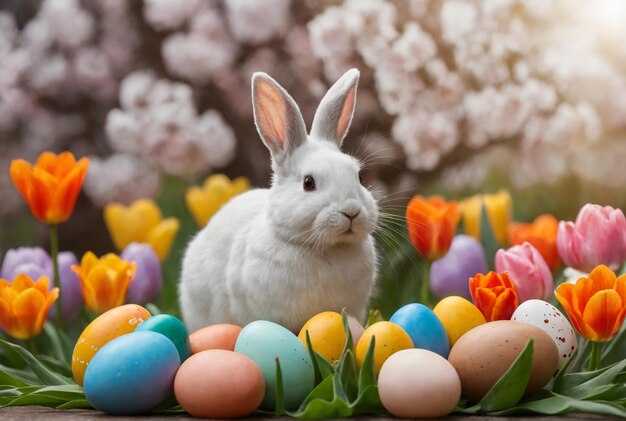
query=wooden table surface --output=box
[0,407,621,420]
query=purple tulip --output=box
[48,252,83,322]
[121,243,163,305]
[1,247,83,321]
[1,247,52,280]
[430,235,488,300]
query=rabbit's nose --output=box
[341,210,360,221]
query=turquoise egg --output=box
[136,314,191,362]
[234,320,314,411]
[390,303,450,358]
[83,331,180,414]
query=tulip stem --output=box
[588,341,602,371]
[50,224,63,327]
[420,261,433,307]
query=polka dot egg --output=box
[511,299,577,368]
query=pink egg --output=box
[189,324,242,354]
[174,349,265,418]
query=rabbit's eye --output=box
[303,175,316,191]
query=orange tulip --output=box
[469,271,519,321]
[508,214,560,271]
[555,265,626,342]
[406,196,460,260]
[10,152,89,224]
[0,274,59,340]
[72,252,136,313]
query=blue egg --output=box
[136,314,191,362]
[83,331,180,415]
[234,320,314,411]
[390,303,450,358]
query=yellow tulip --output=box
[72,252,136,313]
[0,274,59,340]
[185,174,250,227]
[103,199,180,261]
[461,190,511,245]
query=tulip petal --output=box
[12,274,35,292]
[556,282,586,336]
[12,288,46,339]
[9,160,34,201]
[491,288,517,321]
[104,204,133,251]
[582,290,622,342]
[0,297,14,334]
[474,287,497,321]
[148,218,180,261]
[53,157,89,223]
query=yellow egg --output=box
[433,296,486,346]
[72,304,151,385]
[298,311,346,362]
[355,321,414,375]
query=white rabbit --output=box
[179,69,378,333]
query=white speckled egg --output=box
[511,299,577,368]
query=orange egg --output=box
[72,304,151,385]
[189,324,242,354]
[174,349,265,418]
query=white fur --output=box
[179,69,378,333]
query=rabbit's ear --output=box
[252,72,307,162]
[310,68,360,148]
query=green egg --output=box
[136,314,191,362]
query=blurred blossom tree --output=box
[2,0,626,251]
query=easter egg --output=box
[448,320,559,402]
[298,311,346,362]
[189,324,242,353]
[433,296,487,346]
[175,350,265,418]
[136,314,191,362]
[235,320,314,410]
[512,299,577,368]
[83,331,180,414]
[390,303,450,357]
[378,349,461,418]
[72,304,151,385]
[355,321,414,375]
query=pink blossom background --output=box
[2,0,626,251]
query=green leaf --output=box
[0,364,39,385]
[357,336,376,394]
[56,399,91,410]
[554,358,626,394]
[145,303,162,316]
[477,339,534,412]
[304,330,334,386]
[340,310,354,356]
[564,359,626,399]
[549,350,575,393]
[602,323,626,364]
[39,355,72,378]
[274,358,285,415]
[0,340,71,385]
[1,393,66,408]
[0,368,29,388]
[478,198,499,268]
[43,323,70,365]
[492,394,626,417]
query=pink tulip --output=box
[557,204,626,272]
[495,242,554,303]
